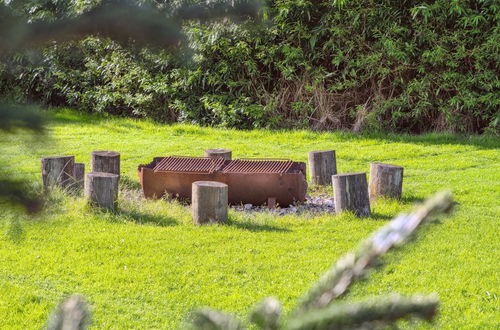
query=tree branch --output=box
[293,191,453,315]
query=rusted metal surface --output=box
[138,156,307,206]
[154,156,225,174]
[221,158,293,174]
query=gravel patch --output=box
[232,194,336,215]
[122,188,336,215]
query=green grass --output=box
[1,109,499,329]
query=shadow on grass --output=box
[86,205,179,227]
[334,131,500,150]
[49,108,146,129]
[226,217,291,233]
[368,212,394,221]
[48,108,105,125]
[117,208,179,227]
[400,195,425,205]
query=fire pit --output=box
[138,156,307,206]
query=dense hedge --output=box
[1,0,499,133]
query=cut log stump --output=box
[41,156,75,191]
[369,163,404,200]
[308,150,337,185]
[74,163,85,191]
[204,149,232,160]
[91,151,120,175]
[192,181,228,225]
[85,172,119,210]
[332,172,371,217]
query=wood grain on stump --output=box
[369,163,404,200]
[204,149,232,160]
[85,172,119,210]
[192,181,228,225]
[332,172,371,217]
[74,163,85,191]
[41,156,75,190]
[308,150,337,185]
[91,151,120,175]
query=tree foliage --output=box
[1,0,498,133]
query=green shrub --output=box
[1,0,498,133]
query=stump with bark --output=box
[204,148,232,160]
[308,150,337,185]
[41,156,75,191]
[369,163,404,200]
[74,163,85,191]
[332,172,371,217]
[192,181,228,225]
[91,151,120,175]
[84,172,119,210]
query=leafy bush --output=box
[1,0,499,133]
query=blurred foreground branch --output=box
[0,0,263,55]
[250,297,282,330]
[189,307,243,330]
[293,191,453,316]
[286,294,438,330]
[0,178,42,213]
[0,104,44,212]
[0,103,44,131]
[47,295,90,330]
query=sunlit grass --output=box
[0,109,498,329]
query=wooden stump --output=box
[192,181,228,225]
[91,151,120,175]
[267,197,277,210]
[332,172,371,217]
[204,148,232,160]
[41,156,75,190]
[369,163,404,200]
[85,172,119,210]
[74,163,85,191]
[308,150,337,185]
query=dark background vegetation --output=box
[1,0,499,134]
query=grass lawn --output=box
[1,109,499,329]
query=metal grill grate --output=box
[153,156,225,173]
[221,158,294,174]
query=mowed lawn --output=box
[0,109,498,329]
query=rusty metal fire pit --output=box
[138,156,307,206]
